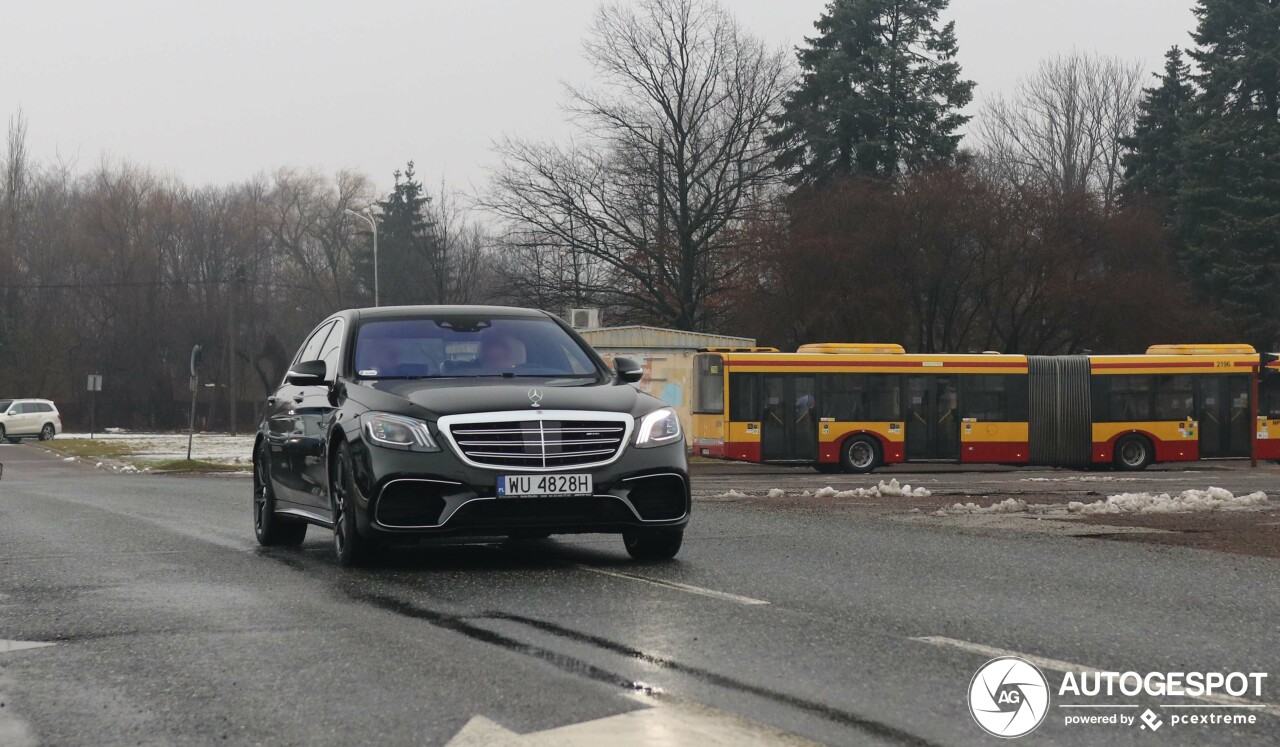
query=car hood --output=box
[343,378,656,420]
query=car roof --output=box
[344,305,553,322]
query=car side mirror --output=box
[286,360,328,386]
[614,357,643,384]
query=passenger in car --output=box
[360,340,403,377]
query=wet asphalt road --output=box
[1,444,1278,746]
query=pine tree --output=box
[1120,47,1195,212]
[360,162,436,306]
[770,0,974,184]
[1177,0,1280,346]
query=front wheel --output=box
[840,436,882,474]
[1114,435,1153,471]
[623,528,683,561]
[331,441,375,567]
[253,443,307,546]
[39,423,56,441]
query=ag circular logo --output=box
[968,656,1050,738]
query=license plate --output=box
[497,473,593,497]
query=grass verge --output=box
[41,438,134,459]
[143,459,249,473]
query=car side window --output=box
[318,319,346,380]
[293,322,335,368]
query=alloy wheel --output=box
[253,448,269,535]
[332,458,348,556]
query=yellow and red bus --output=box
[690,343,1280,472]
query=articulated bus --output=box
[690,344,1280,473]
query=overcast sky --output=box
[1,1,1197,194]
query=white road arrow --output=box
[0,640,55,654]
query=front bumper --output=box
[347,436,690,540]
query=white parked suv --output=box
[0,399,62,443]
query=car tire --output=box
[840,435,881,474]
[253,442,307,547]
[623,527,683,561]
[1114,434,1153,471]
[331,441,375,567]
[39,423,55,441]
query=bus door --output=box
[905,375,959,461]
[1199,375,1251,457]
[761,374,818,461]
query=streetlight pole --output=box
[345,208,379,306]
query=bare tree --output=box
[481,0,792,330]
[424,182,497,304]
[975,53,1143,214]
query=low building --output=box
[578,325,756,443]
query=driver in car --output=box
[477,334,520,372]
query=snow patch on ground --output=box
[931,487,1270,516]
[714,489,751,499]
[1067,488,1270,515]
[812,479,931,499]
[934,498,1029,516]
[1020,476,1139,483]
[59,432,254,466]
[765,488,786,499]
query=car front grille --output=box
[446,416,629,469]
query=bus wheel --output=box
[1114,435,1153,471]
[841,436,881,474]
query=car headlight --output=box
[634,407,682,447]
[360,412,440,452]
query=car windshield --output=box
[353,315,602,381]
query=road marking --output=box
[573,565,769,606]
[0,640,56,654]
[911,636,1280,716]
[445,698,818,746]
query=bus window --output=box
[729,373,761,421]
[1094,375,1154,422]
[1155,375,1195,420]
[693,354,725,414]
[1261,377,1280,418]
[867,375,900,420]
[961,375,1005,421]
[819,374,867,420]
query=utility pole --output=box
[345,208,379,306]
[227,279,237,436]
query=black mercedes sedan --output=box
[252,305,689,566]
